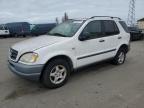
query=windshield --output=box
[48,20,84,37]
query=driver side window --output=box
[82,20,102,39]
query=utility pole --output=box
[55,17,59,25]
[62,12,69,22]
[127,0,136,27]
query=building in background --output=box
[137,18,144,32]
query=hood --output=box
[12,35,68,53]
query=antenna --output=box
[127,0,136,27]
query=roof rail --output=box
[68,18,88,21]
[90,16,121,20]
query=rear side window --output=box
[103,20,119,36]
[119,21,129,33]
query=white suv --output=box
[8,16,130,88]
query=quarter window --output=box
[119,21,129,33]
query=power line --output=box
[127,0,136,27]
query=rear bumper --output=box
[8,60,44,81]
[0,34,9,37]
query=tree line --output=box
[55,12,69,24]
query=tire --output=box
[14,34,18,37]
[42,58,71,89]
[23,35,26,37]
[10,34,13,37]
[112,48,126,65]
[3,35,7,38]
[140,34,143,40]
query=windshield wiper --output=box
[48,33,67,37]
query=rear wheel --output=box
[42,58,71,89]
[14,34,18,37]
[2,35,7,38]
[23,35,26,37]
[112,49,126,65]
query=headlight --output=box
[19,52,39,63]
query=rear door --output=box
[101,20,120,55]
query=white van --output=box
[0,25,10,37]
[8,16,130,89]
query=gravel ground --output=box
[0,37,144,108]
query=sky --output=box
[0,0,144,24]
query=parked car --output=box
[128,27,143,41]
[0,25,10,38]
[140,29,144,39]
[6,22,30,37]
[8,16,130,89]
[31,23,56,36]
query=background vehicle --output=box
[128,27,143,41]
[6,22,31,37]
[31,23,56,36]
[0,24,10,38]
[8,16,130,89]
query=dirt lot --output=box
[0,38,144,108]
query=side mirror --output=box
[79,32,90,41]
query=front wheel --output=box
[41,58,71,89]
[112,49,126,65]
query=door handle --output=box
[118,37,122,39]
[99,39,105,42]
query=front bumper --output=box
[8,60,44,81]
